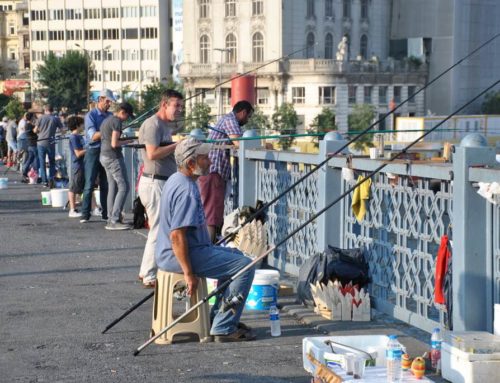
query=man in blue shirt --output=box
[80,89,115,223]
[156,138,256,341]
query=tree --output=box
[482,91,500,114]
[310,107,337,147]
[140,78,183,115]
[245,108,270,132]
[5,97,25,120]
[184,102,212,132]
[348,104,376,151]
[272,102,298,150]
[36,51,91,113]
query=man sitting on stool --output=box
[155,138,256,342]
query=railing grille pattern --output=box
[342,172,452,327]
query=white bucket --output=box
[93,189,101,207]
[0,178,8,189]
[41,191,52,206]
[50,188,69,208]
[369,147,379,159]
[245,269,280,310]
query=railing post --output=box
[317,133,348,252]
[452,134,496,331]
[238,132,260,208]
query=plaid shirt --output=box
[208,111,242,180]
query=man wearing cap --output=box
[35,104,62,186]
[99,102,135,230]
[137,89,183,288]
[155,138,256,342]
[80,89,115,223]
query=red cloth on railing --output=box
[434,235,451,305]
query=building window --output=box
[9,49,16,61]
[306,0,315,18]
[343,0,351,19]
[31,10,47,21]
[292,87,305,104]
[252,32,264,62]
[257,88,269,104]
[122,6,139,18]
[31,31,47,41]
[200,35,210,64]
[394,86,401,103]
[225,0,236,17]
[122,28,138,39]
[199,0,210,18]
[84,8,101,19]
[319,87,336,104]
[361,0,369,19]
[225,33,237,63]
[103,8,120,18]
[48,30,64,40]
[379,86,387,104]
[252,0,263,16]
[360,35,368,59]
[9,23,15,35]
[325,0,334,18]
[364,86,372,103]
[49,9,64,20]
[141,6,157,17]
[141,49,158,61]
[141,28,158,39]
[408,86,416,104]
[104,29,119,40]
[348,86,357,104]
[325,33,334,59]
[306,33,315,58]
[84,29,101,40]
[66,9,83,20]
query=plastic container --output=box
[50,188,69,208]
[0,178,8,189]
[206,278,218,305]
[94,189,101,207]
[245,269,279,310]
[430,328,443,372]
[269,305,281,336]
[386,335,403,382]
[41,191,52,206]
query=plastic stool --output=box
[151,270,212,344]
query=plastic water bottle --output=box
[269,305,281,336]
[386,335,402,382]
[430,328,443,372]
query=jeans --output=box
[22,146,39,176]
[37,144,55,183]
[190,247,255,336]
[81,147,108,219]
[137,176,166,283]
[100,155,129,224]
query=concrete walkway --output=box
[0,165,441,382]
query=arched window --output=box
[306,32,315,58]
[200,34,210,63]
[343,0,351,18]
[225,33,237,63]
[252,32,264,62]
[306,0,315,18]
[360,35,368,59]
[325,33,334,59]
[199,0,210,18]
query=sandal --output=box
[237,322,252,331]
[214,328,256,343]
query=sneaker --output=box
[105,222,131,231]
[80,217,90,223]
[91,207,102,217]
[68,209,82,218]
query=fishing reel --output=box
[220,293,245,314]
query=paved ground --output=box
[0,165,442,382]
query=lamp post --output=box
[214,48,230,118]
[75,43,90,109]
[101,44,111,90]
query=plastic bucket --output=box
[0,178,8,189]
[50,188,69,208]
[41,191,52,206]
[206,278,218,305]
[245,269,280,310]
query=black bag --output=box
[297,246,370,306]
[133,197,147,229]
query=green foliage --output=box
[184,102,212,132]
[36,51,91,113]
[348,104,376,151]
[245,108,270,132]
[272,103,298,150]
[481,91,500,114]
[310,107,337,134]
[140,78,183,115]
[407,55,422,69]
[5,97,25,120]
[0,93,10,114]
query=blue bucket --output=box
[245,270,280,310]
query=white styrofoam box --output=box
[442,331,500,383]
[303,335,391,375]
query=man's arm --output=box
[170,227,198,295]
[144,142,178,161]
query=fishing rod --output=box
[123,44,313,131]
[101,32,500,334]
[133,79,500,355]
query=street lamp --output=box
[75,43,90,109]
[101,44,112,90]
[214,48,230,118]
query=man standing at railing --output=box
[137,89,183,288]
[35,104,62,188]
[198,100,253,242]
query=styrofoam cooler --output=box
[50,188,69,208]
[0,178,8,189]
